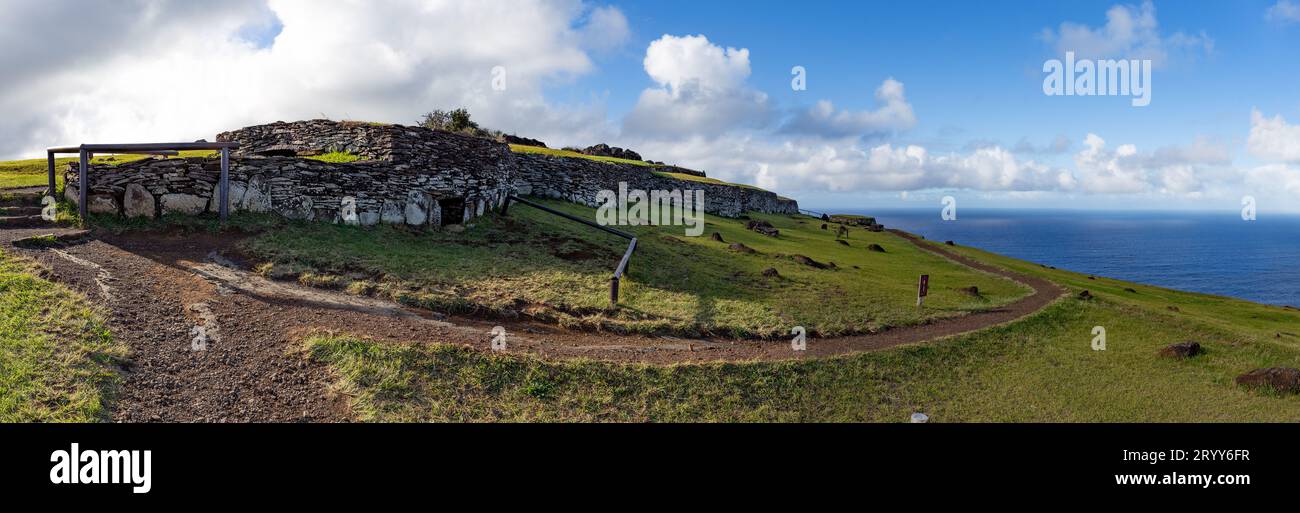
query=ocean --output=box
[832,208,1300,307]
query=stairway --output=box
[0,188,54,228]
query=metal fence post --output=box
[77,149,88,221]
[46,151,56,197]
[219,147,230,222]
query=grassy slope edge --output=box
[299,237,1300,422]
[0,250,126,422]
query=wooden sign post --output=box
[917,274,929,307]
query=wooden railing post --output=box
[46,151,56,197]
[219,147,230,222]
[77,149,88,221]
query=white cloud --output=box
[622,34,771,137]
[1248,109,1300,162]
[1070,133,1235,195]
[630,135,1073,194]
[0,0,627,159]
[1041,1,1213,66]
[1267,1,1300,24]
[778,78,916,139]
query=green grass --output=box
[507,143,773,193]
[0,250,127,422]
[305,151,362,164]
[648,170,771,192]
[305,251,1300,422]
[243,199,1028,338]
[0,150,217,190]
[509,144,659,167]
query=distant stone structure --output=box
[62,119,799,224]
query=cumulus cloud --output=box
[630,134,1074,194]
[622,34,772,138]
[778,78,916,139]
[1040,1,1213,66]
[0,0,628,159]
[1248,109,1300,162]
[1070,133,1233,195]
[1267,1,1300,24]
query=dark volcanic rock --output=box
[746,220,779,237]
[581,143,641,161]
[791,255,829,269]
[502,134,547,148]
[1158,341,1202,359]
[1235,368,1300,394]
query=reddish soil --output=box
[1,224,1064,422]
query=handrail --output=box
[48,141,241,223]
[503,195,638,306]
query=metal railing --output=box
[502,195,637,306]
[47,142,241,222]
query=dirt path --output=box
[2,225,1064,422]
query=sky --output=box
[1,0,1298,212]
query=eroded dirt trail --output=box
[2,226,1064,422]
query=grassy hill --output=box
[242,199,1029,338]
[6,148,1299,422]
[304,231,1300,422]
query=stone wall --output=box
[512,153,799,217]
[66,120,516,226]
[63,119,798,225]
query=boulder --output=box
[63,185,79,206]
[358,211,381,226]
[282,195,314,220]
[1235,368,1300,394]
[405,191,431,226]
[837,240,850,246]
[87,194,119,215]
[791,254,829,269]
[160,193,207,215]
[959,286,981,297]
[380,200,405,224]
[728,243,756,254]
[1158,341,1202,359]
[709,232,724,243]
[1078,290,1093,300]
[945,240,955,246]
[746,219,779,237]
[123,184,156,218]
[867,243,886,253]
[761,268,779,278]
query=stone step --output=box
[0,191,45,207]
[0,215,50,228]
[0,206,43,216]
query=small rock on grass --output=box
[837,240,849,246]
[791,254,829,269]
[710,232,724,243]
[728,243,756,254]
[867,243,886,253]
[1158,341,1202,359]
[1077,290,1093,300]
[761,267,779,278]
[1235,368,1300,394]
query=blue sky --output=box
[4,0,1298,212]
[536,0,1300,211]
